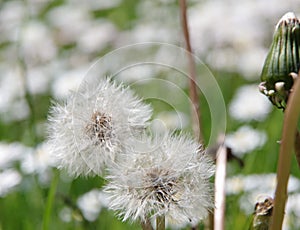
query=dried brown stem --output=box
[179,0,203,142]
[156,215,165,230]
[270,73,300,229]
[141,218,154,230]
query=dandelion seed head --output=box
[47,78,152,177]
[105,133,214,225]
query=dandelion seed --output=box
[47,78,152,177]
[105,133,215,225]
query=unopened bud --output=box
[260,12,300,109]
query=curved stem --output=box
[270,74,300,229]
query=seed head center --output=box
[147,169,178,204]
[86,111,112,144]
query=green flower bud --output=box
[249,197,273,230]
[260,12,300,109]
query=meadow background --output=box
[1,0,300,229]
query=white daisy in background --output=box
[0,142,32,169]
[20,20,57,66]
[77,189,109,222]
[229,84,272,122]
[47,78,152,177]
[0,169,22,197]
[50,67,86,99]
[21,142,55,185]
[226,174,300,196]
[59,207,72,223]
[225,125,267,157]
[105,133,214,225]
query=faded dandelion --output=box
[104,133,215,225]
[47,78,152,177]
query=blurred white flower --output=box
[189,0,300,78]
[105,133,214,225]
[20,21,57,65]
[51,67,86,99]
[21,142,55,185]
[1,98,30,123]
[0,169,22,197]
[0,142,32,169]
[26,66,53,95]
[48,78,152,177]
[59,207,72,223]
[226,174,300,195]
[77,189,109,222]
[0,66,30,122]
[229,85,272,122]
[0,1,26,43]
[225,125,267,156]
[47,5,91,45]
[0,66,24,109]
[77,20,118,53]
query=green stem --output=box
[270,74,300,229]
[43,170,59,230]
[156,215,165,230]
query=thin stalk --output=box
[156,215,165,230]
[141,218,154,230]
[214,143,227,230]
[43,170,59,230]
[179,1,212,229]
[270,73,300,229]
[179,0,203,142]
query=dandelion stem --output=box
[179,1,213,229]
[179,0,203,141]
[43,170,59,230]
[214,140,227,230]
[156,215,165,230]
[141,218,154,230]
[270,72,300,229]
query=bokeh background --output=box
[1,0,300,229]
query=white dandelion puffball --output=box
[105,133,215,225]
[47,78,152,177]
